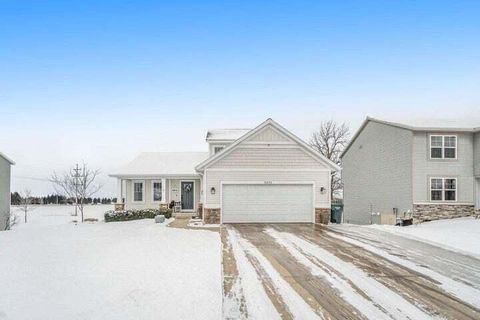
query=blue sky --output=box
[1,1,479,195]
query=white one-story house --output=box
[110,119,339,224]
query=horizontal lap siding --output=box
[412,132,475,203]
[212,147,321,169]
[342,122,413,224]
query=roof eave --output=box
[0,152,15,165]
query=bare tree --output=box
[20,188,33,223]
[309,120,350,199]
[50,163,102,222]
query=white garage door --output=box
[222,184,313,223]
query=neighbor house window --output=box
[430,178,456,201]
[152,181,162,202]
[214,146,224,154]
[430,135,456,159]
[133,181,144,202]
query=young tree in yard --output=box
[50,163,102,222]
[20,189,33,223]
[309,120,350,199]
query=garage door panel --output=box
[222,184,313,223]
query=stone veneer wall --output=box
[204,208,221,224]
[413,204,475,222]
[315,208,330,224]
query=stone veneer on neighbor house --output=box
[204,208,221,224]
[315,208,330,224]
[413,204,475,222]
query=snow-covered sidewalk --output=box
[368,217,480,257]
[0,210,221,320]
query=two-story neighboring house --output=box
[110,119,339,224]
[341,117,480,224]
[0,152,15,230]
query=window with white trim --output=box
[214,146,224,154]
[430,178,456,201]
[152,181,162,202]
[133,181,144,202]
[430,135,456,159]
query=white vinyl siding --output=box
[211,147,321,169]
[222,184,313,223]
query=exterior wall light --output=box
[320,187,326,194]
[210,187,216,195]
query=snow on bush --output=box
[104,208,172,222]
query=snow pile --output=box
[369,217,480,257]
[0,214,222,319]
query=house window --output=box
[430,135,456,159]
[214,146,224,154]
[133,181,144,202]
[152,181,162,202]
[430,178,456,201]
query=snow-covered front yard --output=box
[0,206,222,320]
[369,217,480,257]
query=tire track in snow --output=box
[327,231,480,311]
[276,224,480,320]
[228,228,321,320]
[226,228,281,319]
[266,228,437,320]
[234,224,372,319]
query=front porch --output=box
[114,176,202,215]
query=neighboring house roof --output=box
[205,128,251,141]
[109,152,209,177]
[196,118,341,172]
[341,117,480,158]
[0,152,15,165]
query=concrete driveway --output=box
[222,223,480,320]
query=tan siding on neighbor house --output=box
[412,131,475,203]
[342,121,413,225]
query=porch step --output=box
[173,213,196,219]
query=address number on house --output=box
[264,181,273,184]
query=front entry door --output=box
[181,181,194,211]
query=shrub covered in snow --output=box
[104,208,172,222]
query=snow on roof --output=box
[206,128,251,141]
[110,152,209,177]
[0,152,15,165]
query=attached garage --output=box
[195,119,341,224]
[222,183,314,223]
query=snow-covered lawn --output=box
[0,206,222,320]
[369,217,480,257]
[10,204,109,229]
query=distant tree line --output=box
[11,192,116,205]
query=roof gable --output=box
[196,118,341,171]
[246,126,290,142]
